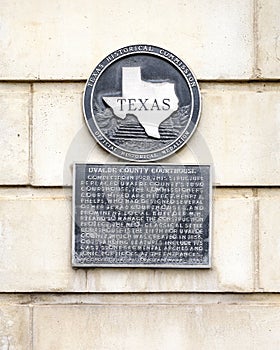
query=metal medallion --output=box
[83,45,201,162]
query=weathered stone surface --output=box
[32,83,280,186]
[0,0,253,80]
[0,188,254,292]
[259,189,280,291]
[86,189,254,292]
[6,292,280,306]
[0,188,85,292]
[0,0,279,348]
[32,83,87,186]
[179,83,280,186]
[0,83,30,185]
[33,303,280,349]
[257,0,280,78]
[0,305,30,350]
[32,83,119,186]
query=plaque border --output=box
[83,45,201,162]
[72,163,212,269]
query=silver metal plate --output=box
[83,45,201,161]
[72,163,211,268]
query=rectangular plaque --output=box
[72,163,211,268]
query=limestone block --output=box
[0,188,254,292]
[86,189,254,292]
[258,0,280,78]
[32,82,280,186]
[182,83,280,186]
[0,305,30,350]
[0,188,85,292]
[33,303,280,349]
[0,83,29,184]
[32,83,88,186]
[259,189,280,291]
[0,0,253,80]
[32,83,119,186]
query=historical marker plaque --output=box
[83,45,200,162]
[72,163,211,268]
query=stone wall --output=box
[0,0,279,348]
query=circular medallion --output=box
[83,44,201,162]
